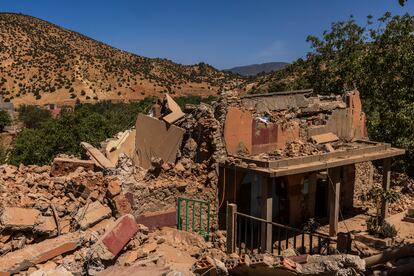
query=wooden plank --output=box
[226,204,237,254]
[381,158,391,219]
[328,167,341,237]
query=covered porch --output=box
[219,140,405,238]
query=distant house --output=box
[43,104,74,118]
[44,104,62,118]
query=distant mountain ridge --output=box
[226,62,289,76]
[0,13,244,106]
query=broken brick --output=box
[94,214,138,260]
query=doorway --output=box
[314,178,328,219]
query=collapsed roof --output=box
[97,90,404,177]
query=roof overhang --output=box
[221,140,405,177]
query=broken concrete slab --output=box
[0,207,41,230]
[311,132,339,144]
[105,129,136,166]
[163,94,185,124]
[94,214,139,260]
[81,142,115,170]
[134,113,185,169]
[0,232,83,274]
[74,201,112,230]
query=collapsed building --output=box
[103,90,404,236]
[0,90,410,275]
[217,90,404,236]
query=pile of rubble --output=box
[192,252,366,275]
[0,161,217,275]
[354,162,414,215]
[0,94,230,275]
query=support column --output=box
[226,203,237,253]
[381,158,391,219]
[328,167,341,237]
[261,180,273,253]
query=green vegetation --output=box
[9,98,154,165]
[8,95,217,166]
[173,95,217,109]
[18,105,52,129]
[267,13,414,174]
[365,186,399,238]
[0,140,7,164]
[0,110,11,131]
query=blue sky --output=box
[1,0,413,69]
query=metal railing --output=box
[227,204,335,255]
[177,197,211,241]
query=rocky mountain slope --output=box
[227,61,289,76]
[0,13,244,106]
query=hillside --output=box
[0,13,244,106]
[226,61,289,76]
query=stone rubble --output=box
[0,161,213,275]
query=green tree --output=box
[18,105,52,129]
[267,13,414,174]
[0,110,11,131]
[9,98,154,165]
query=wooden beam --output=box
[381,158,391,219]
[328,167,341,237]
[226,203,237,254]
[260,179,273,253]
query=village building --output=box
[216,90,404,241]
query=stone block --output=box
[107,178,121,197]
[75,201,112,230]
[0,207,40,230]
[113,194,132,216]
[354,232,393,249]
[34,216,57,235]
